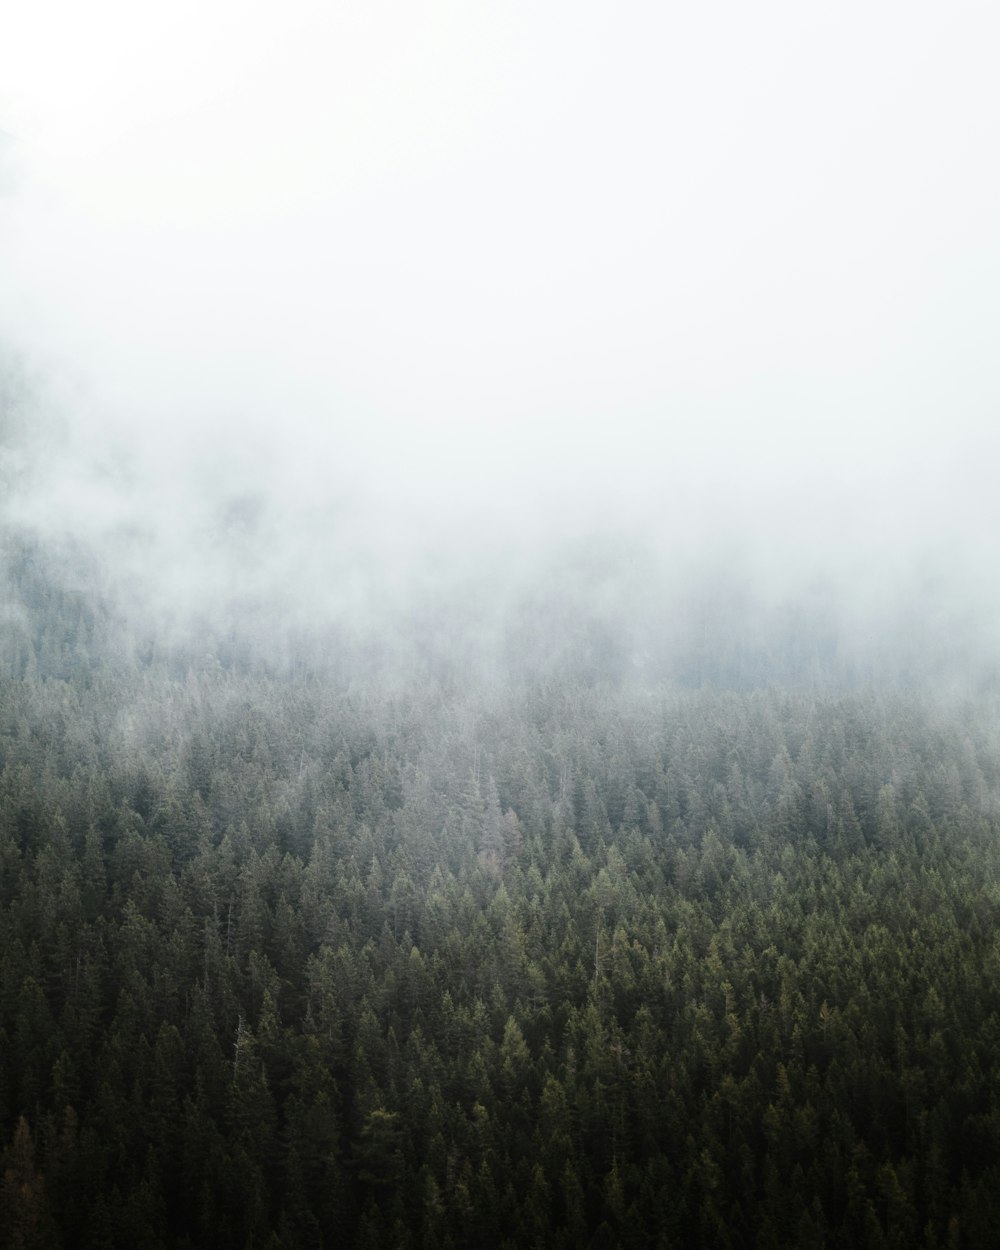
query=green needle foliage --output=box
[2,530,1000,1249]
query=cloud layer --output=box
[1,1,998,641]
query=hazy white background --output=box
[1,0,998,602]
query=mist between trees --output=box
[3,0,1000,1238]
[2,349,998,703]
[4,350,1000,1248]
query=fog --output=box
[2,2,999,679]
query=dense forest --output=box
[3,0,997,1237]
[3,514,1000,1250]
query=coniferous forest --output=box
[3,2,998,1244]
[3,508,1000,1250]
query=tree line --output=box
[2,528,1000,1247]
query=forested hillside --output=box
[3,522,1000,1249]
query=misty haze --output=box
[2,3,1000,1248]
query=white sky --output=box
[1,0,999,562]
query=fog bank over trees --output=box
[1,354,996,700]
[6,9,1000,1247]
[1,1,998,688]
